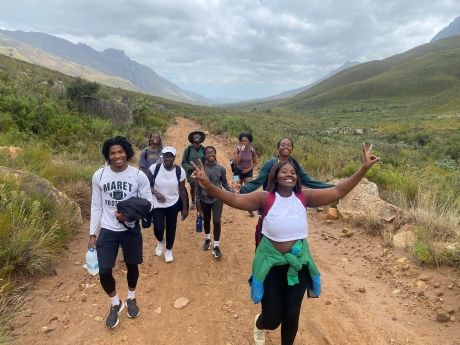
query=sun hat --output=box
[187,131,206,144]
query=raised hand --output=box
[190,161,211,189]
[362,143,380,170]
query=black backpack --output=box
[150,164,189,210]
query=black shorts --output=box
[234,167,253,179]
[96,228,143,269]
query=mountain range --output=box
[251,35,460,115]
[1,15,459,107]
[0,29,210,104]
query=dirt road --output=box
[13,117,460,345]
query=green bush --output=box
[0,180,71,279]
[0,112,16,132]
[66,77,100,101]
[413,241,434,265]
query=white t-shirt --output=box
[262,192,308,241]
[149,163,186,208]
[89,165,154,235]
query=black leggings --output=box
[256,265,309,345]
[153,201,180,250]
[99,264,139,295]
[201,200,223,241]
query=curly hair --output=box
[101,136,134,162]
[267,161,301,193]
[238,132,253,142]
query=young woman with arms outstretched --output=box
[191,143,380,345]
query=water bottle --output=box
[196,215,203,233]
[86,248,99,276]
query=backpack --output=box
[254,191,307,247]
[185,145,206,162]
[151,163,189,210]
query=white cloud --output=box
[1,0,459,99]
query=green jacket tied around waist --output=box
[249,236,321,303]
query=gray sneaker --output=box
[126,298,140,318]
[202,239,211,250]
[212,246,222,259]
[105,301,125,329]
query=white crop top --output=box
[261,192,308,241]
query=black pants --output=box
[99,264,139,295]
[257,265,309,345]
[153,201,180,250]
[201,200,223,241]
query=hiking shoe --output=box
[165,249,173,263]
[126,298,140,318]
[248,210,255,217]
[155,240,164,257]
[190,201,196,210]
[253,314,265,345]
[212,246,222,259]
[202,239,211,250]
[105,301,125,329]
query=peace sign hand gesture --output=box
[190,161,212,189]
[362,143,380,170]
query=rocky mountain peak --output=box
[431,16,460,42]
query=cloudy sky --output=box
[1,0,459,100]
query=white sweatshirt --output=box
[89,165,154,235]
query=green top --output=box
[181,145,206,177]
[240,156,334,193]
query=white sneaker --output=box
[155,241,164,257]
[164,249,173,263]
[253,314,265,345]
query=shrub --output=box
[0,112,16,132]
[66,78,100,101]
[413,240,434,265]
[0,178,72,279]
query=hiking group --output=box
[88,128,380,345]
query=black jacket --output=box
[117,197,152,231]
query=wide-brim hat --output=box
[188,131,206,144]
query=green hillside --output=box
[278,36,460,114]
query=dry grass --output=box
[393,189,459,241]
[352,213,386,236]
[0,282,26,345]
[60,180,92,219]
[390,189,460,267]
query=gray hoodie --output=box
[196,161,232,206]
